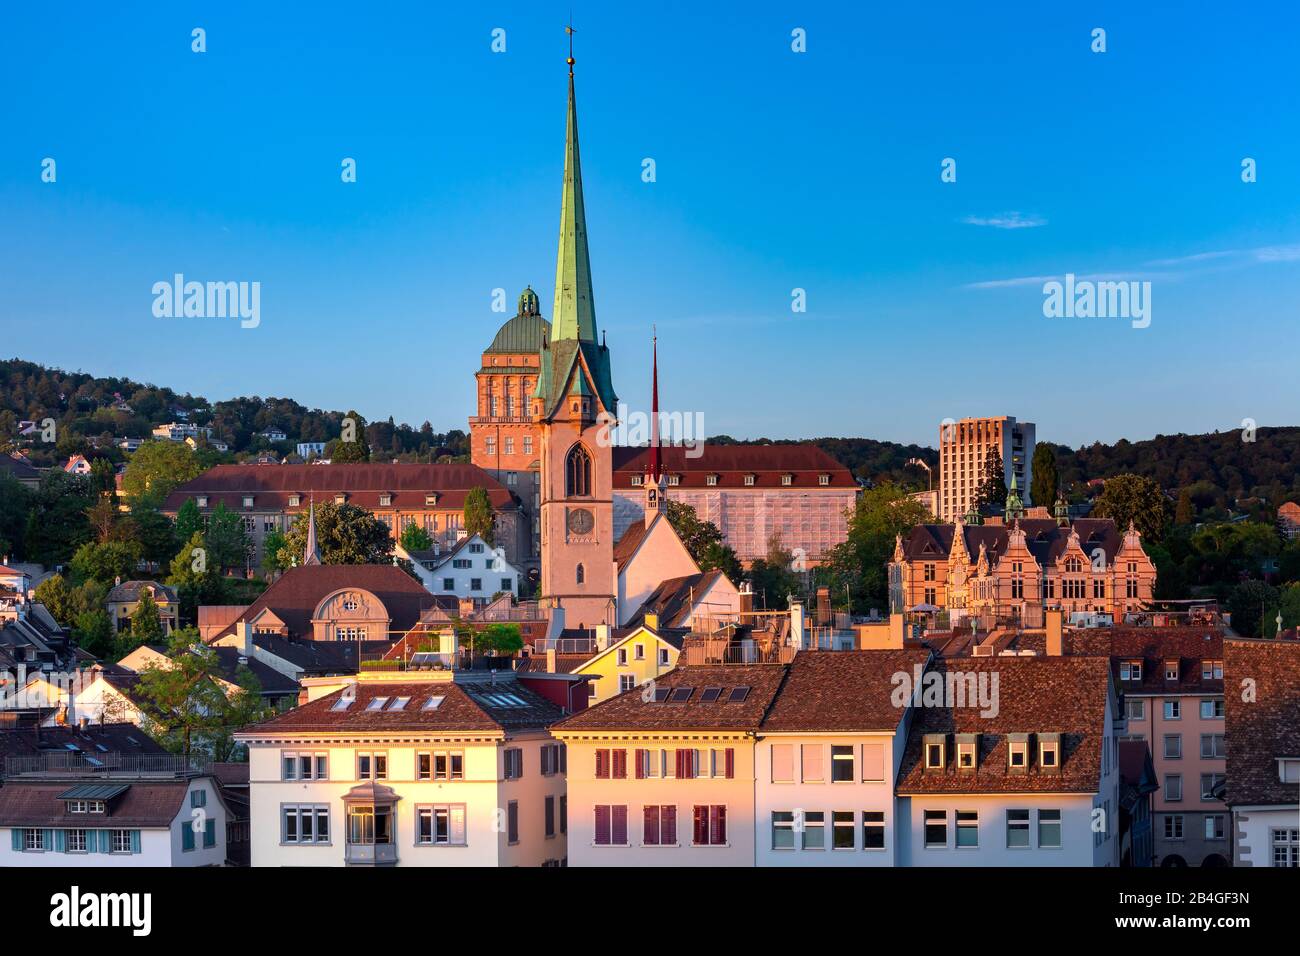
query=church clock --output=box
[567,507,594,535]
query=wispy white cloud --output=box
[961,212,1047,230]
[966,240,1300,291]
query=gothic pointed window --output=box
[565,444,592,497]
[576,564,585,585]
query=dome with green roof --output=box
[486,286,551,354]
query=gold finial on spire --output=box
[565,23,576,74]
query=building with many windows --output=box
[890,517,1157,625]
[937,416,1035,522]
[895,656,1122,866]
[162,463,524,571]
[1223,636,1300,868]
[235,671,572,867]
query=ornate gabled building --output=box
[889,517,1157,625]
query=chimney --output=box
[816,587,831,626]
[738,583,754,616]
[789,601,807,650]
[1046,609,1064,656]
[546,647,557,674]
[237,619,254,658]
[888,612,905,649]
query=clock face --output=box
[567,507,594,535]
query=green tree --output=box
[121,440,202,506]
[89,457,117,496]
[973,446,1006,513]
[1092,473,1169,544]
[747,533,802,611]
[399,522,434,553]
[325,411,370,462]
[280,501,394,565]
[1228,579,1278,638]
[131,503,180,566]
[203,502,249,573]
[73,609,115,659]
[174,497,203,544]
[166,531,229,625]
[0,473,30,558]
[1030,444,1058,510]
[463,487,495,546]
[123,588,166,654]
[471,622,524,657]
[697,539,744,583]
[822,482,930,614]
[261,529,289,574]
[69,539,142,586]
[23,471,95,567]
[1175,487,1195,526]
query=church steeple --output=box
[551,34,596,345]
[1004,470,1025,521]
[302,499,321,566]
[649,330,662,482]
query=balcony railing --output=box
[679,639,795,665]
[3,752,211,778]
[529,637,600,655]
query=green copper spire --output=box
[550,65,597,343]
[1004,469,1025,520]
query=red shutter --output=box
[643,805,658,845]
[595,749,609,779]
[724,748,735,779]
[594,805,610,845]
[635,749,647,779]
[613,749,627,779]
[663,805,677,845]
[675,749,686,779]
[612,806,628,845]
[712,805,727,845]
[693,805,707,846]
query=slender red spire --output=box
[649,329,662,481]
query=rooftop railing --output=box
[3,752,211,779]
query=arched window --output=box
[576,564,585,585]
[565,444,592,497]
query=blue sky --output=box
[2,1,1299,449]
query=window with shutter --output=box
[595,749,609,779]
[802,744,823,782]
[611,806,628,845]
[771,744,794,783]
[725,748,735,779]
[612,749,627,779]
[635,748,647,779]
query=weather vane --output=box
[566,23,576,74]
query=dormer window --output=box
[196,495,208,508]
[781,474,793,486]
[744,474,756,487]
[1201,660,1223,680]
[425,493,440,506]
[334,494,347,505]
[631,475,643,487]
[956,734,978,770]
[242,495,255,509]
[1039,733,1061,772]
[289,494,301,507]
[706,474,718,487]
[1007,734,1029,773]
[667,474,680,486]
[1164,660,1179,681]
[1119,660,1143,681]
[1280,759,1300,784]
[819,474,830,486]
[379,494,392,506]
[923,734,946,770]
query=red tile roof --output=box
[1067,627,1224,695]
[554,664,788,732]
[612,445,855,490]
[238,677,565,735]
[162,463,517,513]
[896,656,1113,795]
[762,649,931,732]
[1224,637,1300,807]
[0,777,196,827]
[210,565,434,642]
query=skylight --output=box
[423,696,445,710]
[669,687,694,703]
[700,688,722,703]
[728,687,751,703]
[388,696,411,711]
[365,697,390,711]
[653,688,670,702]
[330,697,353,712]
